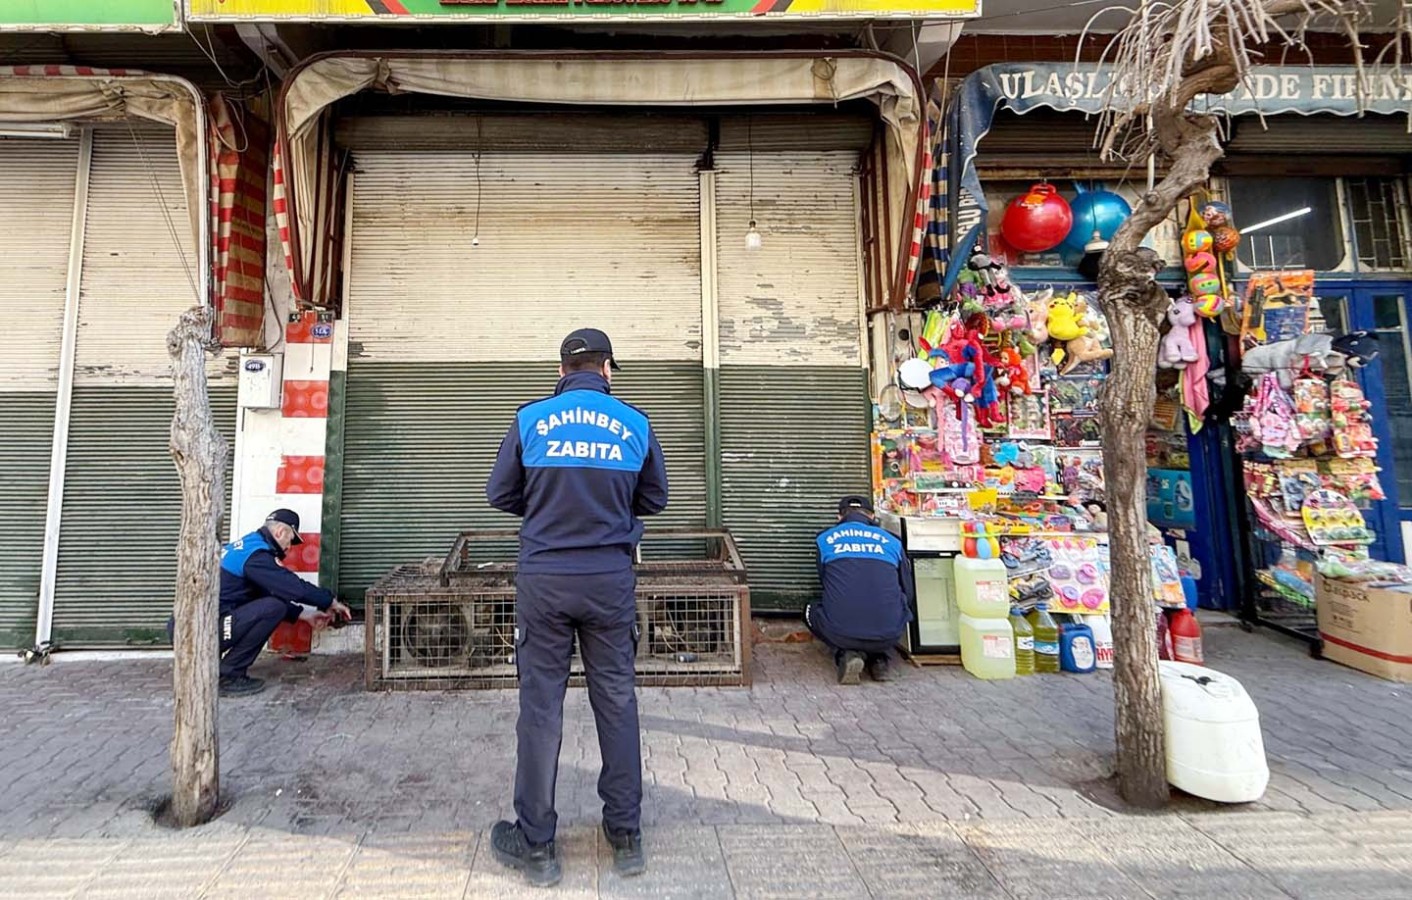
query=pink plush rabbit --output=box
[1158,297,1199,369]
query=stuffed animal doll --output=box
[1060,335,1115,376]
[1159,297,1199,369]
[1242,332,1349,388]
[997,346,1031,394]
[1027,290,1053,345]
[1046,293,1088,343]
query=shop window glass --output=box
[1347,177,1412,271]
[1229,177,1344,271]
[1371,295,1412,503]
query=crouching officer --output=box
[170,508,351,698]
[486,328,668,888]
[806,496,912,685]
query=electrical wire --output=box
[124,120,201,305]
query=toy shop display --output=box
[1180,195,1240,320]
[1001,182,1073,253]
[1232,279,1399,625]
[1060,186,1132,257]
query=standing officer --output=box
[486,327,668,887]
[170,508,351,698]
[806,496,912,684]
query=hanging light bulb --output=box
[744,116,762,251]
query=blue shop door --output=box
[1332,285,1412,563]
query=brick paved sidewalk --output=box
[1,812,1410,898]
[0,616,1409,896]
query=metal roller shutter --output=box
[0,139,79,648]
[49,125,235,647]
[714,151,870,609]
[339,150,706,600]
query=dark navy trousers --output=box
[804,603,898,657]
[167,596,286,680]
[514,569,641,846]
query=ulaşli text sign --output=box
[186,0,979,19]
[987,63,1412,117]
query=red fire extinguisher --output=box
[1168,608,1204,665]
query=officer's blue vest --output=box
[816,521,904,568]
[220,531,273,579]
[517,388,650,474]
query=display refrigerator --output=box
[879,512,962,655]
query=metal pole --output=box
[34,127,93,651]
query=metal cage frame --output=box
[365,530,752,690]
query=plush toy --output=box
[1159,298,1200,369]
[1047,293,1088,342]
[1027,290,1053,345]
[1242,333,1348,389]
[997,346,1031,395]
[1060,334,1115,376]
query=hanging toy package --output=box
[1292,375,1332,445]
[1330,377,1378,459]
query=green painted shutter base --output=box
[49,385,237,648]
[0,394,56,649]
[719,365,870,612]
[338,360,707,603]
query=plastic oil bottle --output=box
[954,554,1010,618]
[959,614,1016,680]
[1010,606,1035,676]
[1027,602,1061,674]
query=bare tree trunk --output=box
[1098,301,1170,808]
[1094,99,1228,807]
[167,306,228,827]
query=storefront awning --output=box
[274,51,926,308]
[0,66,208,303]
[924,62,1411,298]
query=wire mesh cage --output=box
[366,530,751,690]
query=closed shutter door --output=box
[50,125,236,647]
[341,151,705,599]
[0,140,79,648]
[715,151,870,610]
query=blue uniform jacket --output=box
[219,527,335,623]
[814,513,913,643]
[486,370,669,574]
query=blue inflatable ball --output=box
[1060,190,1132,256]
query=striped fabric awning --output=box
[209,94,268,348]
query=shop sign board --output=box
[186,0,979,22]
[979,62,1412,118]
[0,0,180,31]
[933,62,1412,288]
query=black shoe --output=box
[218,675,266,698]
[836,651,864,685]
[602,823,646,877]
[490,820,562,888]
[866,654,897,683]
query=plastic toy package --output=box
[1301,488,1375,546]
[1044,537,1110,614]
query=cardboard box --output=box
[1316,574,1412,683]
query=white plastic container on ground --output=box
[1158,660,1269,803]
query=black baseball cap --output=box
[266,508,304,544]
[560,327,621,371]
[838,495,875,517]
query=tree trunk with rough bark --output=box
[167,306,228,828]
[1096,94,1229,807]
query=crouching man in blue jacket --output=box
[485,328,668,888]
[806,496,913,685]
[170,508,350,698]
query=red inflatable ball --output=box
[1001,183,1074,253]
